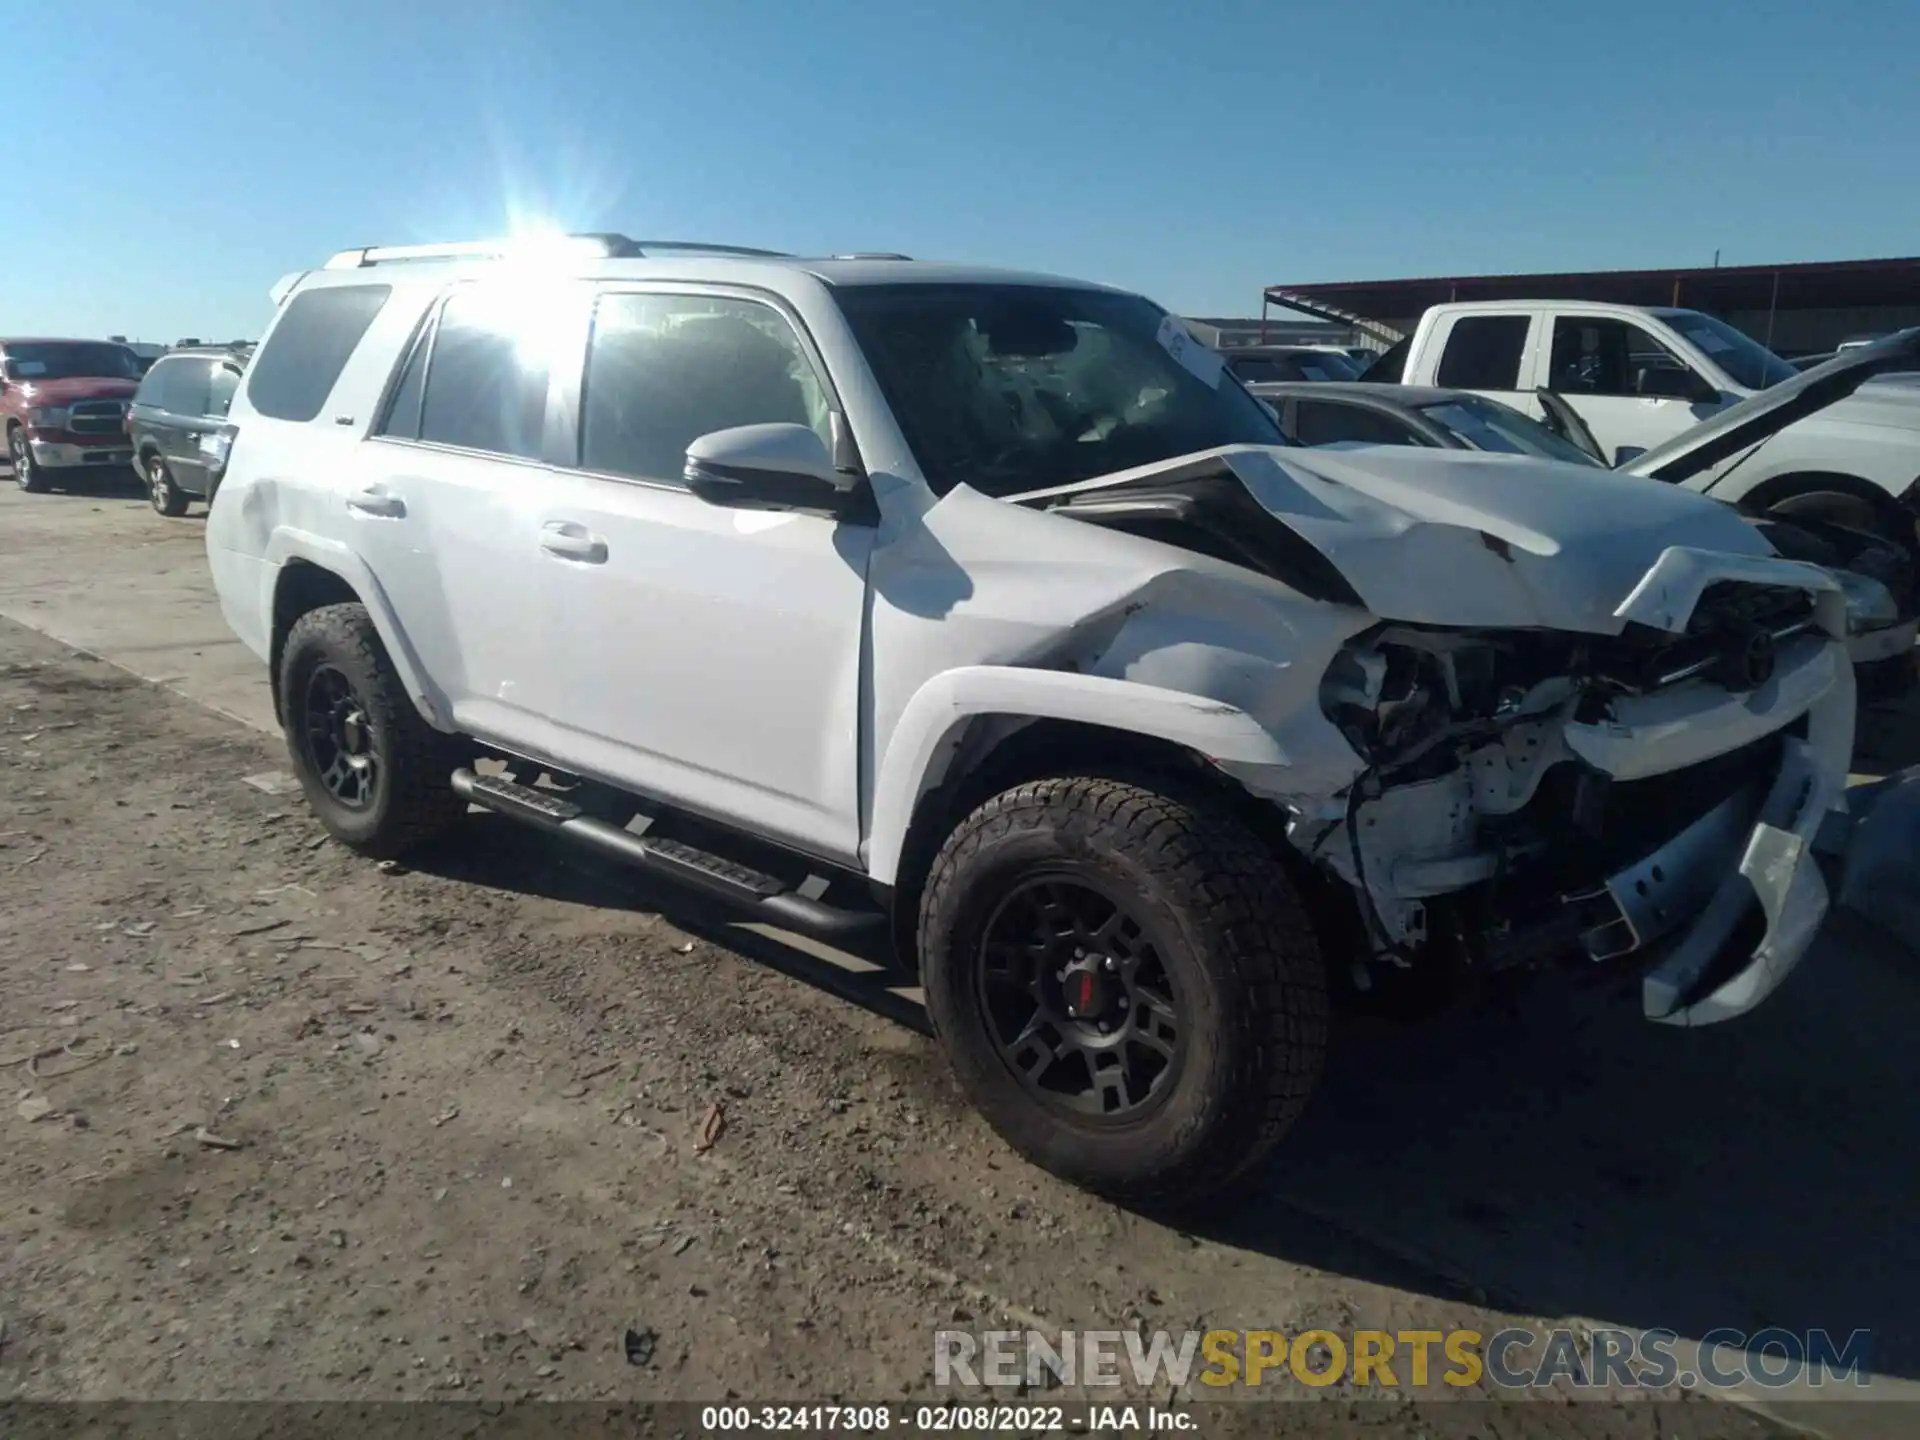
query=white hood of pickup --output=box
[1036,444,1781,634]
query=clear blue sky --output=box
[8,0,1916,342]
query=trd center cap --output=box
[1061,957,1111,1020]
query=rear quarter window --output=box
[133,360,175,409]
[245,284,392,422]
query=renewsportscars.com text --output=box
[934,1327,1873,1391]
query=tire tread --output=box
[918,773,1328,1206]
[279,603,464,859]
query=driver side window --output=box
[1550,318,1696,398]
[580,293,831,485]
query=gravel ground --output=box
[0,617,1801,1437]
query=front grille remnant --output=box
[1592,581,1816,696]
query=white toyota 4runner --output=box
[209,234,1857,1204]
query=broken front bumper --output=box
[1565,635,1854,1026]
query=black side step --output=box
[452,770,884,943]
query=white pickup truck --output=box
[1371,300,1920,538]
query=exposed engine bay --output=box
[1293,581,1837,1001]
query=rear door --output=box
[348,280,588,754]
[165,359,220,495]
[132,357,212,491]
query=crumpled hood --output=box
[1035,443,1780,635]
[1626,327,1920,482]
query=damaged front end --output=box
[1278,555,1853,1026]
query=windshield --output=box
[833,284,1289,497]
[1229,351,1359,383]
[1659,310,1798,391]
[1419,396,1602,467]
[3,341,142,382]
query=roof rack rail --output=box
[322,233,793,269]
[829,252,913,260]
[625,240,794,258]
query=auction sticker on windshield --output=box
[1155,315,1224,388]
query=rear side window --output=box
[136,358,212,415]
[1291,400,1424,447]
[415,289,555,459]
[246,284,391,422]
[1434,315,1529,390]
[133,360,176,410]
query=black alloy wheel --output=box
[977,873,1185,1121]
[301,662,380,810]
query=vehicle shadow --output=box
[407,813,932,1036]
[0,465,146,500]
[1856,689,1920,776]
[409,792,1920,1384]
[1206,933,1920,1383]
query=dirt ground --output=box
[0,616,1802,1438]
[9,477,1920,1436]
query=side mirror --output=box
[1613,445,1647,465]
[1638,366,1718,404]
[684,423,850,511]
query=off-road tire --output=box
[146,454,189,517]
[10,428,48,493]
[277,602,465,859]
[918,773,1329,1207]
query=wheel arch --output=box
[265,542,448,731]
[1735,468,1896,514]
[869,667,1318,969]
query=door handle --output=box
[346,485,407,519]
[540,521,608,564]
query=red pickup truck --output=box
[2,337,143,493]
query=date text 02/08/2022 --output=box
[699,1404,1193,1433]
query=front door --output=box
[1543,315,1725,463]
[536,287,875,861]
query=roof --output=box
[800,258,1122,290]
[1267,256,1920,329]
[0,336,136,347]
[158,343,254,361]
[299,235,1122,297]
